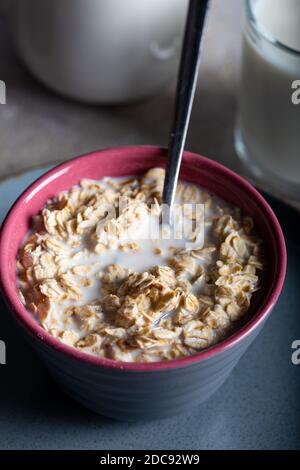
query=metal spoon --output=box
[162,0,211,224]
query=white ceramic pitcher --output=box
[5,0,188,103]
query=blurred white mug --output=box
[5,0,188,103]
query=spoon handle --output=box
[162,0,211,221]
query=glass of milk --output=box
[235,0,300,201]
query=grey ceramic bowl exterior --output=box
[0,147,286,420]
[33,322,264,420]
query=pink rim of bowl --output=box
[0,146,287,372]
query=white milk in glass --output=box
[235,0,300,200]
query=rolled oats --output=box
[17,168,264,362]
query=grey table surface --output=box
[0,0,299,451]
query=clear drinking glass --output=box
[235,0,300,201]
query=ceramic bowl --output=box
[0,146,286,420]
